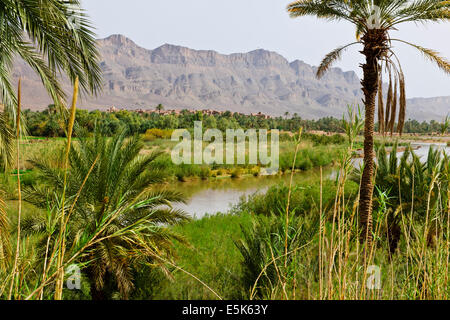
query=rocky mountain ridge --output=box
[12,34,449,120]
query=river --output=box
[172,142,449,219]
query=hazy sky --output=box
[81,0,450,98]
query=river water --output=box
[172,142,449,219]
[171,168,328,219]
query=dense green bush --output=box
[235,213,319,299]
[303,133,347,145]
[279,146,342,173]
[238,179,358,217]
[23,107,443,139]
[146,213,254,300]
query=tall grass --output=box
[0,82,222,300]
[0,100,448,300]
[54,77,79,300]
[8,79,22,299]
[149,106,449,300]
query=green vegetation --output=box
[141,213,254,300]
[0,77,192,300]
[0,0,102,170]
[23,107,449,138]
[137,142,449,300]
[0,103,351,300]
[440,115,450,136]
[23,127,189,299]
[287,0,450,248]
[0,0,449,302]
[0,0,103,300]
[2,92,449,300]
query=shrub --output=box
[235,213,319,299]
[20,170,39,187]
[238,180,358,217]
[297,156,313,171]
[199,166,211,180]
[142,128,173,141]
[175,171,186,182]
[303,133,346,146]
[231,168,242,179]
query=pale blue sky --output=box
[81,0,450,98]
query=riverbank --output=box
[141,141,449,300]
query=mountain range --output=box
[12,34,449,120]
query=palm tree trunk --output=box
[388,220,401,255]
[87,266,108,300]
[90,284,107,300]
[359,30,387,245]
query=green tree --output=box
[204,115,217,129]
[440,114,449,136]
[353,143,449,254]
[156,104,164,114]
[25,128,189,299]
[287,0,450,243]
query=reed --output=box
[7,79,22,299]
[0,100,448,300]
[54,77,78,300]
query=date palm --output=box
[352,143,449,253]
[440,114,449,136]
[24,128,189,299]
[287,0,450,244]
[156,104,164,114]
[0,0,102,290]
[0,0,102,163]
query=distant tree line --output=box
[22,106,444,137]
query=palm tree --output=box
[24,128,189,299]
[156,104,165,114]
[0,1,101,292]
[235,213,319,299]
[0,112,13,170]
[287,0,450,243]
[352,142,449,254]
[440,114,449,136]
[0,0,102,164]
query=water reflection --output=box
[172,143,449,219]
[352,142,449,168]
[171,168,329,219]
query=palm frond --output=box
[0,192,11,270]
[389,76,398,135]
[316,42,361,78]
[0,0,102,117]
[392,39,450,75]
[0,112,14,169]
[397,74,407,135]
[391,0,450,26]
[287,0,355,23]
[377,70,385,134]
[28,127,191,298]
